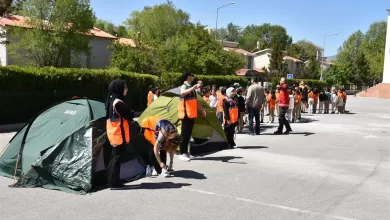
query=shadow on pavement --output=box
[260,132,315,136]
[297,118,319,123]
[236,146,268,150]
[166,170,207,180]
[125,182,191,190]
[192,156,246,164]
[91,182,192,192]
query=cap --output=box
[182,71,194,80]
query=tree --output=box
[94,19,128,37]
[123,3,193,44]
[301,57,320,79]
[8,0,95,67]
[287,40,321,61]
[109,42,157,73]
[269,40,285,76]
[0,0,25,44]
[337,30,364,64]
[350,51,370,85]
[0,0,24,16]
[110,20,245,75]
[361,21,387,81]
[239,23,292,51]
[324,62,351,86]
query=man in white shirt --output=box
[209,87,218,111]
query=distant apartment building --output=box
[253,48,303,74]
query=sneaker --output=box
[167,165,174,172]
[161,169,172,177]
[179,154,190,162]
[268,121,271,124]
[151,166,158,176]
[274,130,283,135]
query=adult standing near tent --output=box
[140,116,182,177]
[178,71,206,161]
[274,78,292,135]
[105,79,135,190]
[223,87,238,147]
[245,78,265,135]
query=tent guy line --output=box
[138,178,356,220]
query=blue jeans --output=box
[248,107,260,134]
[217,112,223,124]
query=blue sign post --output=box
[287,74,294,79]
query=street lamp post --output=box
[215,2,235,41]
[320,33,338,80]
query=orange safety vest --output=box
[268,94,276,110]
[313,93,319,103]
[178,83,198,119]
[140,116,163,146]
[147,91,153,106]
[225,97,238,124]
[106,99,130,146]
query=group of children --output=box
[199,83,349,129]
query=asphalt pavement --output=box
[0,96,389,220]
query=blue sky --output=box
[91,0,389,56]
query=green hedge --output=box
[161,72,250,90]
[0,66,158,124]
[271,78,330,90]
[0,67,250,124]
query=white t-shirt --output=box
[289,95,294,109]
[209,95,217,108]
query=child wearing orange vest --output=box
[217,88,226,125]
[223,87,238,148]
[293,90,301,122]
[140,116,182,177]
[105,79,134,190]
[268,90,276,123]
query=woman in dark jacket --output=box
[105,79,135,190]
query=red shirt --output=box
[278,83,290,108]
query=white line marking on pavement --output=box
[183,188,357,220]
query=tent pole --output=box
[13,154,21,183]
[0,143,9,157]
[12,167,32,186]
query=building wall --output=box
[2,31,113,68]
[383,9,390,83]
[254,54,270,70]
[85,38,113,69]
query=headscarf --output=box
[105,79,127,119]
[226,87,234,98]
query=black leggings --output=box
[224,123,236,147]
[180,116,195,154]
[107,145,124,187]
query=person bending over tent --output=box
[223,87,238,148]
[105,79,135,190]
[140,116,182,177]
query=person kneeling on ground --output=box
[140,116,182,177]
[223,87,238,148]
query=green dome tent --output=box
[0,98,145,194]
[138,87,229,155]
